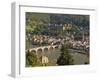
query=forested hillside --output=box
[26,12,89,36]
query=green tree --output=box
[26,50,39,67]
[57,44,73,65]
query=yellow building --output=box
[63,23,72,30]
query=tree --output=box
[26,50,39,67]
[57,44,73,65]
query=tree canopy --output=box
[57,44,73,65]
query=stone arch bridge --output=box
[28,45,61,54]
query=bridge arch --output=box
[49,46,54,51]
[44,47,48,52]
[37,48,42,53]
[31,50,36,53]
[55,45,59,49]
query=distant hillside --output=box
[26,12,89,35]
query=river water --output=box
[42,48,89,65]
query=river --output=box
[43,48,89,65]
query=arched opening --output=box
[49,46,53,51]
[37,48,43,58]
[31,50,36,54]
[44,48,48,53]
[55,46,59,49]
[37,48,42,53]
